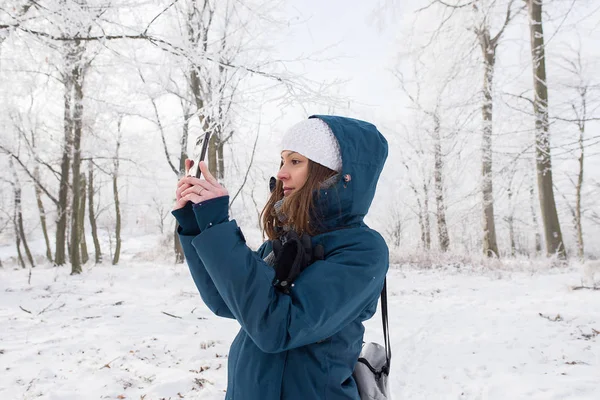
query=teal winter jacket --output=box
[173,115,389,399]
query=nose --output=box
[277,164,289,181]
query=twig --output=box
[538,312,563,322]
[25,378,35,392]
[39,302,66,315]
[565,360,588,365]
[38,295,61,315]
[162,311,182,319]
[19,306,32,314]
[229,116,261,208]
[100,356,121,369]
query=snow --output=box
[1,255,599,399]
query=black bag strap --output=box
[381,278,391,372]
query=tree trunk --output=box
[14,193,25,270]
[55,72,73,267]
[88,160,102,264]
[423,182,431,249]
[174,107,191,264]
[112,122,122,266]
[208,128,219,177]
[529,182,542,255]
[69,49,85,275]
[432,114,450,251]
[480,30,499,258]
[217,140,225,180]
[412,187,427,249]
[574,87,586,260]
[112,170,121,265]
[11,160,35,268]
[34,165,53,263]
[526,0,566,258]
[506,186,516,257]
[575,132,584,259]
[79,173,89,265]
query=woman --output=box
[172,115,389,399]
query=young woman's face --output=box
[277,151,310,197]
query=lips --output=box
[283,187,294,195]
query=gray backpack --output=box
[353,279,391,400]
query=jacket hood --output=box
[309,115,388,231]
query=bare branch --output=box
[229,116,261,208]
[137,69,179,175]
[491,0,525,46]
[143,0,182,35]
[440,0,475,8]
[8,27,285,83]
[0,144,59,204]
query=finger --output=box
[181,176,214,191]
[176,181,193,198]
[181,193,202,204]
[199,161,219,187]
[176,186,190,201]
[181,185,206,198]
[177,177,192,190]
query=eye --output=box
[291,159,301,165]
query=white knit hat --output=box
[280,118,343,172]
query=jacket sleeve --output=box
[173,200,270,320]
[191,219,388,353]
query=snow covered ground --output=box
[1,249,599,399]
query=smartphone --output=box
[187,148,202,178]
[188,133,210,178]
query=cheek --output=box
[299,168,309,186]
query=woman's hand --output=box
[173,160,228,210]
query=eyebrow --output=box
[281,151,298,158]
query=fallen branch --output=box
[162,311,182,319]
[39,303,66,314]
[19,306,32,314]
[571,286,600,291]
[565,360,588,365]
[538,312,562,322]
[38,295,62,315]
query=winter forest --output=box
[1,1,600,399]
[2,0,600,269]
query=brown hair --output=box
[261,160,337,240]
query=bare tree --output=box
[431,111,450,251]
[78,173,89,265]
[11,110,54,263]
[552,45,600,259]
[474,0,521,257]
[152,197,169,235]
[525,0,566,258]
[428,0,523,256]
[395,68,452,251]
[181,0,243,180]
[34,162,53,263]
[88,159,102,264]
[112,118,123,266]
[68,37,88,275]
[9,158,35,269]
